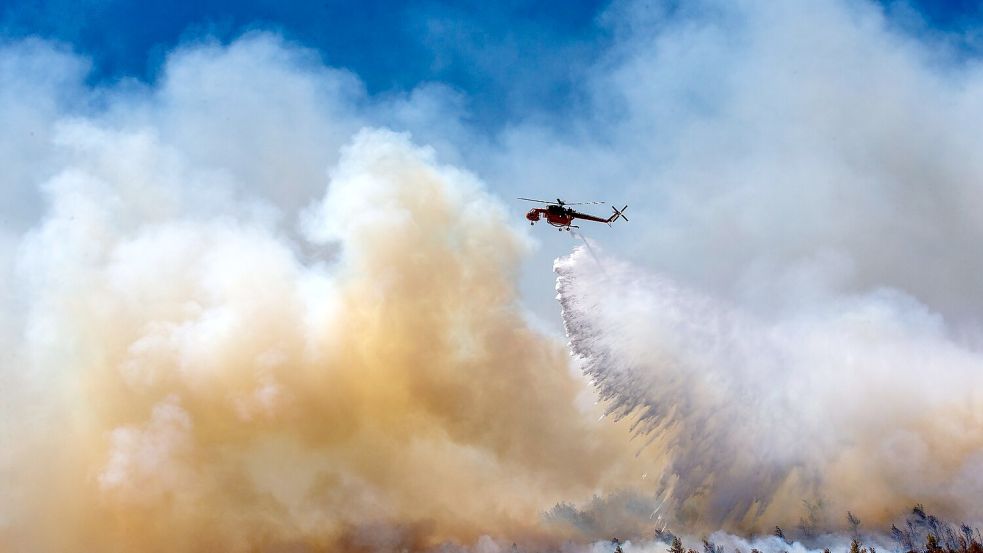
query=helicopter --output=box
[519,197,628,231]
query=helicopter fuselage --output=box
[526,204,613,229]
[525,205,576,228]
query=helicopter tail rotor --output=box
[608,205,629,224]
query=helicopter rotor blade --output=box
[517,197,606,206]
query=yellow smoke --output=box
[2,127,649,552]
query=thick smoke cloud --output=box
[509,0,983,534]
[485,0,983,327]
[6,0,983,549]
[558,245,983,532]
[0,35,653,552]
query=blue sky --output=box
[0,0,611,127]
[2,0,980,128]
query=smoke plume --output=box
[557,245,983,533]
[0,37,655,551]
[6,0,983,549]
[1,122,651,551]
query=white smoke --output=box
[557,245,983,531]
[508,0,983,533]
[482,0,983,332]
[5,0,983,549]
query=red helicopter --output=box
[519,197,628,231]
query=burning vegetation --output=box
[651,507,983,553]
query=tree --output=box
[800,499,825,539]
[893,524,915,553]
[850,538,871,553]
[961,526,975,548]
[849,512,862,539]
[669,536,684,553]
[704,540,723,553]
[927,534,945,553]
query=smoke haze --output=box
[4,0,983,550]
